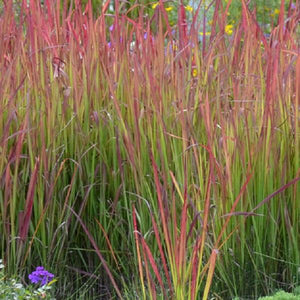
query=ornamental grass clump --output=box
[0,0,299,299]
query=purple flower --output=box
[29,266,54,286]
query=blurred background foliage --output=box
[3,0,297,33]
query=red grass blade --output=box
[69,206,123,299]
[140,236,167,298]
[95,218,120,270]
[251,176,300,213]
[169,170,187,282]
[132,205,146,299]
[18,157,40,241]
[215,172,253,248]
[151,151,171,253]
[202,249,219,300]
[178,2,188,52]
[151,214,173,294]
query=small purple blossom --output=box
[29,266,54,286]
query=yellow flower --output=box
[165,6,173,12]
[208,20,213,25]
[270,8,280,17]
[192,69,198,77]
[225,24,233,35]
[185,5,193,12]
[152,2,159,9]
[199,32,211,36]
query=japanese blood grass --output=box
[0,0,299,299]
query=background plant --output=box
[0,259,56,299]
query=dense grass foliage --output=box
[0,0,299,299]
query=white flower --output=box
[0,259,4,269]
